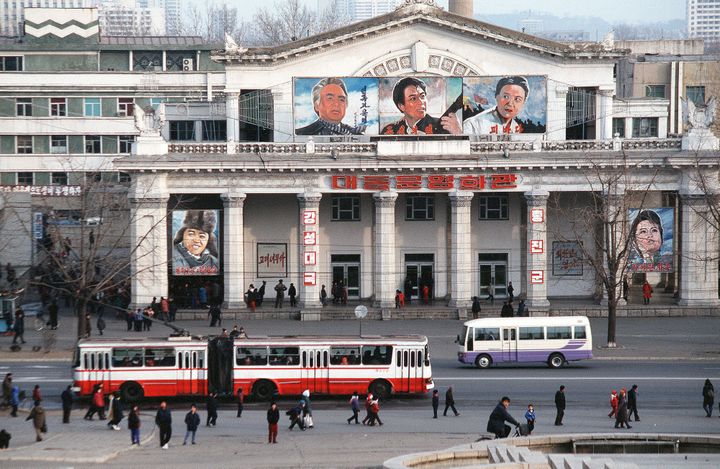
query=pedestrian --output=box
[348,391,360,424]
[208,304,221,327]
[320,285,328,306]
[49,299,58,330]
[143,306,153,331]
[608,389,618,419]
[236,388,244,418]
[288,282,297,307]
[368,396,383,426]
[125,310,134,331]
[395,289,405,308]
[486,396,520,439]
[206,392,218,427]
[267,401,280,444]
[362,393,373,425]
[642,281,653,305]
[403,277,413,306]
[155,401,172,449]
[431,389,439,418]
[554,385,566,426]
[168,298,177,322]
[12,308,25,344]
[96,313,106,336]
[615,388,631,429]
[1,373,11,407]
[61,385,74,423]
[703,379,715,417]
[287,402,305,430]
[183,404,201,445]
[84,313,91,338]
[524,404,536,435]
[422,284,430,305]
[443,386,460,416]
[84,383,105,420]
[257,281,266,307]
[627,384,640,421]
[507,282,514,302]
[32,385,42,406]
[274,279,287,308]
[622,276,629,301]
[471,296,481,319]
[107,392,123,430]
[516,299,527,317]
[160,297,170,321]
[9,384,19,417]
[26,401,46,442]
[198,285,208,308]
[301,389,313,428]
[245,285,256,312]
[133,309,143,332]
[128,404,141,445]
[500,300,513,317]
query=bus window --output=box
[546,327,572,340]
[403,351,408,367]
[178,353,183,369]
[574,326,587,339]
[73,347,81,368]
[417,351,422,367]
[410,351,416,368]
[90,353,95,370]
[146,348,175,367]
[424,345,430,366]
[362,346,392,365]
[269,347,299,366]
[237,347,268,366]
[519,327,544,340]
[83,353,88,370]
[475,328,499,341]
[330,346,360,365]
[112,348,142,367]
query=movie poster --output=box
[171,210,221,276]
[627,208,674,273]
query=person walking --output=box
[301,389,313,428]
[208,304,222,327]
[206,392,218,427]
[608,390,619,419]
[288,283,297,307]
[128,405,141,445]
[471,297,481,319]
[274,280,287,308]
[26,401,46,442]
[395,289,405,308]
[615,388,631,429]
[236,388,244,418]
[107,392,123,430]
[61,385,74,423]
[554,385,566,426]
[320,285,328,306]
[368,396,383,426]
[267,402,280,444]
[9,384,19,417]
[257,281,266,307]
[287,402,306,431]
[183,404,201,445]
[507,282,514,302]
[627,384,640,422]
[12,308,25,344]
[84,313,92,337]
[362,393,373,425]
[443,386,460,416]
[431,389,439,418]
[49,300,59,330]
[155,401,172,449]
[642,281,653,305]
[96,313,106,336]
[524,404,536,435]
[2,373,12,407]
[703,379,715,417]
[487,396,520,439]
[347,391,360,424]
[85,384,106,420]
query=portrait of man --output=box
[464,76,530,135]
[172,210,220,275]
[380,77,461,135]
[295,77,367,135]
[627,208,674,272]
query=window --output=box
[632,117,658,138]
[236,346,268,366]
[86,172,102,183]
[17,172,33,185]
[474,327,499,341]
[519,327,544,340]
[201,120,227,141]
[645,85,666,98]
[406,195,434,220]
[118,172,132,183]
[16,97,32,116]
[84,97,101,117]
[117,97,134,117]
[85,135,102,153]
[0,56,23,71]
[574,326,587,339]
[50,97,67,117]
[150,97,164,110]
[16,135,32,153]
[269,347,299,366]
[546,326,572,340]
[332,196,360,221]
[112,348,143,367]
[143,348,175,367]
[478,195,508,220]
[361,345,392,365]
[50,135,67,154]
[118,135,134,153]
[51,172,68,185]
[612,118,625,138]
[169,120,195,141]
[686,85,706,105]
[330,346,361,365]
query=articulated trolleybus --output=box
[457,316,592,369]
[73,335,434,401]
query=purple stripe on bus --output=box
[458,349,592,365]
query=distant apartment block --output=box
[344,0,399,22]
[687,0,720,40]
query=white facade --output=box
[0,0,91,37]
[687,0,720,40]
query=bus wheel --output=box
[475,354,492,369]
[547,353,565,369]
[252,380,276,401]
[120,382,144,402]
[369,380,391,400]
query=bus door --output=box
[177,349,201,395]
[86,350,110,391]
[501,328,517,362]
[301,348,329,394]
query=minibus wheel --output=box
[547,353,565,369]
[475,354,492,369]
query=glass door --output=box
[478,253,509,299]
[404,254,434,301]
[331,255,361,300]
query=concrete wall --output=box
[0,192,33,284]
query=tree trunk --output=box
[606,301,617,348]
[76,297,88,340]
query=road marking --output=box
[433,376,720,381]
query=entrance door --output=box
[478,253,508,299]
[177,350,200,395]
[301,348,330,394]
[331,254,361,299]
[86,350,110,391]
[405,254,434,301]
[501,328,517,363]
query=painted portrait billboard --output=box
[627,208,674,273]
[171,210,221,276]
[293,77,379,135]
[462,75,547,135]
[378,76,463,135]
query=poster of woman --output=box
[171,210,220,275]
[627,208,674,273]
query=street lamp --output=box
[354,305,368,337]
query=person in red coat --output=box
[642,281,653,305]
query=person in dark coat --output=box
[236,388,244,418]
[615,388,631,429]
[208,305,221,327]
[274,280,287,308]
[128,405,141,445]
[12,309,25,344]
[155,401,172,449]
[48,300,59,330]
[206,393,218,426]
[443,386,460,416]
[403,277,413,306]
[257,281,266,307]
[9,385,19,417]
[287,402,306,430]
[431,389,439,418]
[627,384,640,421]
[108,393,123,430]
[348,391,361,424]
[500,300,513,318]
[516,299,528,317]
[471,297,481,319]
[61,385,74,423]
[267,402,280,444]
[554,385,566,425]
[288,283,297,307]
[183,404,201,445]
[703,379,715,417]
[96,314,106,336]
[26,402,46,442]
[507,282,514,301]
[487,397,520,439]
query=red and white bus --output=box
[73,335,434,401]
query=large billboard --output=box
[292,75,546,136]
[627,208,674,273]
[171,210,220,276]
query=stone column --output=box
[225,91,240,142]
[373,191,398,308]
[525,191,550,310]
[598,88,614,140]
[448,190,474,308]
[678,194,720,306]
[129,195,168,309]
[222,193,246,309]
[298,192,322,309]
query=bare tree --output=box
[179,3,251,44]
[253,0,348,46]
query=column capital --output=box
[297,191,322,206]
[524,191,549,206]
[373,191,398,208]
[221,192,246,208]
[448,190,474,207]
